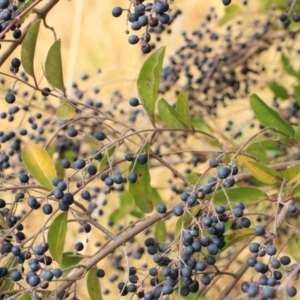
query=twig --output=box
[0,0,59,66]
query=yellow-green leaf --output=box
[176,90,191,127]
[247,161,281,184]
[245,142,268,164]
[129,144,153,213]
[294,127,300,142]
[155,220,167,242]
[222,228,255,252]
[56,103,76,120]
[291,182,300,197]
[48,212,67,265]
[151,188,164,205]
[0,256,17,292]
[21,144,57,190]
[294,85,300,105]
[21,19,41,78]
[213,187,267,205]
[284,164,300,185]
[45,40,64,92]
[219,4,241,26]
[186,172,201,185]
[98,146,116,171]
[288,236,300,262]
[87,268,103,300]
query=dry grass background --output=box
[0,0,297,299]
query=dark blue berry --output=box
[128,172,137,183]
[112,7,122,17]
[156,204,167,213]
[128,35,139,45]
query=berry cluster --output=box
[112,1,180,54]
[159,2,300,124]
[243,241,298,298]
[0,0,25,43]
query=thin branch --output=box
[0,0,59,66]
[51,159,300,296]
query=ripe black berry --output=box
[95,131,106,141]
[75,242,84,251]
[156,204,167,213]
[209,158,218,168]
[73,159,86,169]
[129,97,140,107]
[112,7,122,17]
[11,58,21,68]
[43,203,53,215]
[128,172,138,183]
[222,0,231,6]
[41,87,51,97]
[217,166,230,179]
[5,93,15,104]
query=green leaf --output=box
[21,144,57,191]
[56,103,76,120]
[0,256,17,291]
[267,82,289,100]
[284,164,300,185]
[109,191,135,224]
[191,115,213,133]
[17,297,52,300]
[176,90,191,127]
[245,139,286,163]
[186,172,201,185]
[48,212,67,265]
[151,188,164,205]
[155,220,167,242]
[137,46,166,120]
[294,127,300,142]
[45,40,65,92]
[213,187,267,205]
[98,146,117,171]
[246,161,281,184]
[20,19,41,78]
[17,0,35,23]
[294,85,300,105]
[250,94,295,138]
[291,182,300,197]
[281,53,299,79]
[87,268,103,300]
[288,236,300,262]
[61,252,84,276]
[259,0,273,11]
[245,143,268,164]
[175,207,201,240]
[130,207,145,218]
[219,5,241,26]
[129,144,153,213]
[158,98,185,128]
[18,295,32,300]
[222,228,255,252]
[0,212,9,230]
